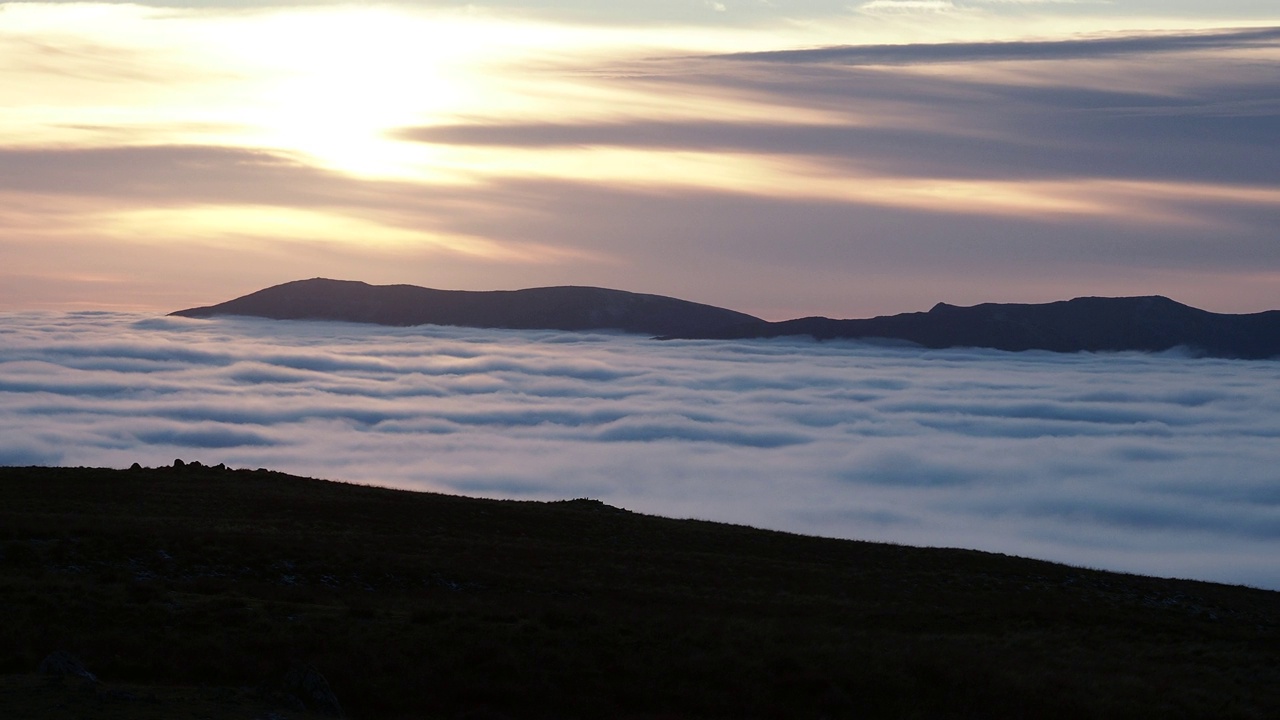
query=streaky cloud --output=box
[398,63,1280,188]
[711,26,1280,65]
[0,144,415,210]
[132,424,278,448]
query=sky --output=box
[2,1,1278,319]
[3,312,1278,589]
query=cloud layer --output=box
[3,312,1277,589]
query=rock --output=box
[455,709,517,720]
[38,651,97,682]
[282,663,344,717]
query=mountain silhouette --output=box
[173,281,1280,359]
[690,295,1280,359]
[171,278,762,337]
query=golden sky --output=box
[2,1,1279,318]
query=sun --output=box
[193,7,488,181]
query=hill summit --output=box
[173,279,1280,358]
[693,295,1280,359]
[171,278,762,338]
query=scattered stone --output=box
[556,498,629,514]
[1,540,38,568]
[281,663,344,717]
[38,651,97,682]
[97,688,142,703]
[455,709,516,720]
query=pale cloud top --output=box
[2,312,1277,589]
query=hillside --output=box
[170,278,761,338]
[173,280,1280,358]
[2,464,1277,719]
[695,295,1280,359]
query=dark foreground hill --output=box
[2,465,1277,719]
[171,278,761,338]
[691,295,1280,359]
[173,280,1280,359]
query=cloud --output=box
[713,26,1280,64]
[399,113,1280,186]
[859,0,960,12]
[4,8,1280,320]
[377,31,1280,318]
[377,23,1280,318]
[2,311,1278,590]
[593,414,811,447]
[0,1,872,26]
[364,176,1280,321]
[131,423,279,448]
[399,28,1280,191]
[0,145,384,208]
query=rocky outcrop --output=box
[38,651,97,682]
[281,663,344,717]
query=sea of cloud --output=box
[2,311,1277,589]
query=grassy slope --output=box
[1,465,1277,719]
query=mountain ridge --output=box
[172,279,1280,359]
[171,277,762,338]
[694,294,1280,359]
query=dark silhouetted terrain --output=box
[2,464,1277,719]
[171,278,761,338]
[695,295,1280,359]
[174,280,1280,358]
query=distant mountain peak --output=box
[700,295,1279,359]
[171,278,762,338]
[173,281,1280,359]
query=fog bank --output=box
[2,312,1277,589]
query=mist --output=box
[2,311,1277,589]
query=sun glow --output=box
[97,204,554,261]
[191,8,482,179]
[6,2,1099,177]
[4,1,1279,312]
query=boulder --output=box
[38,651,97,682]
[282,663,344,717]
